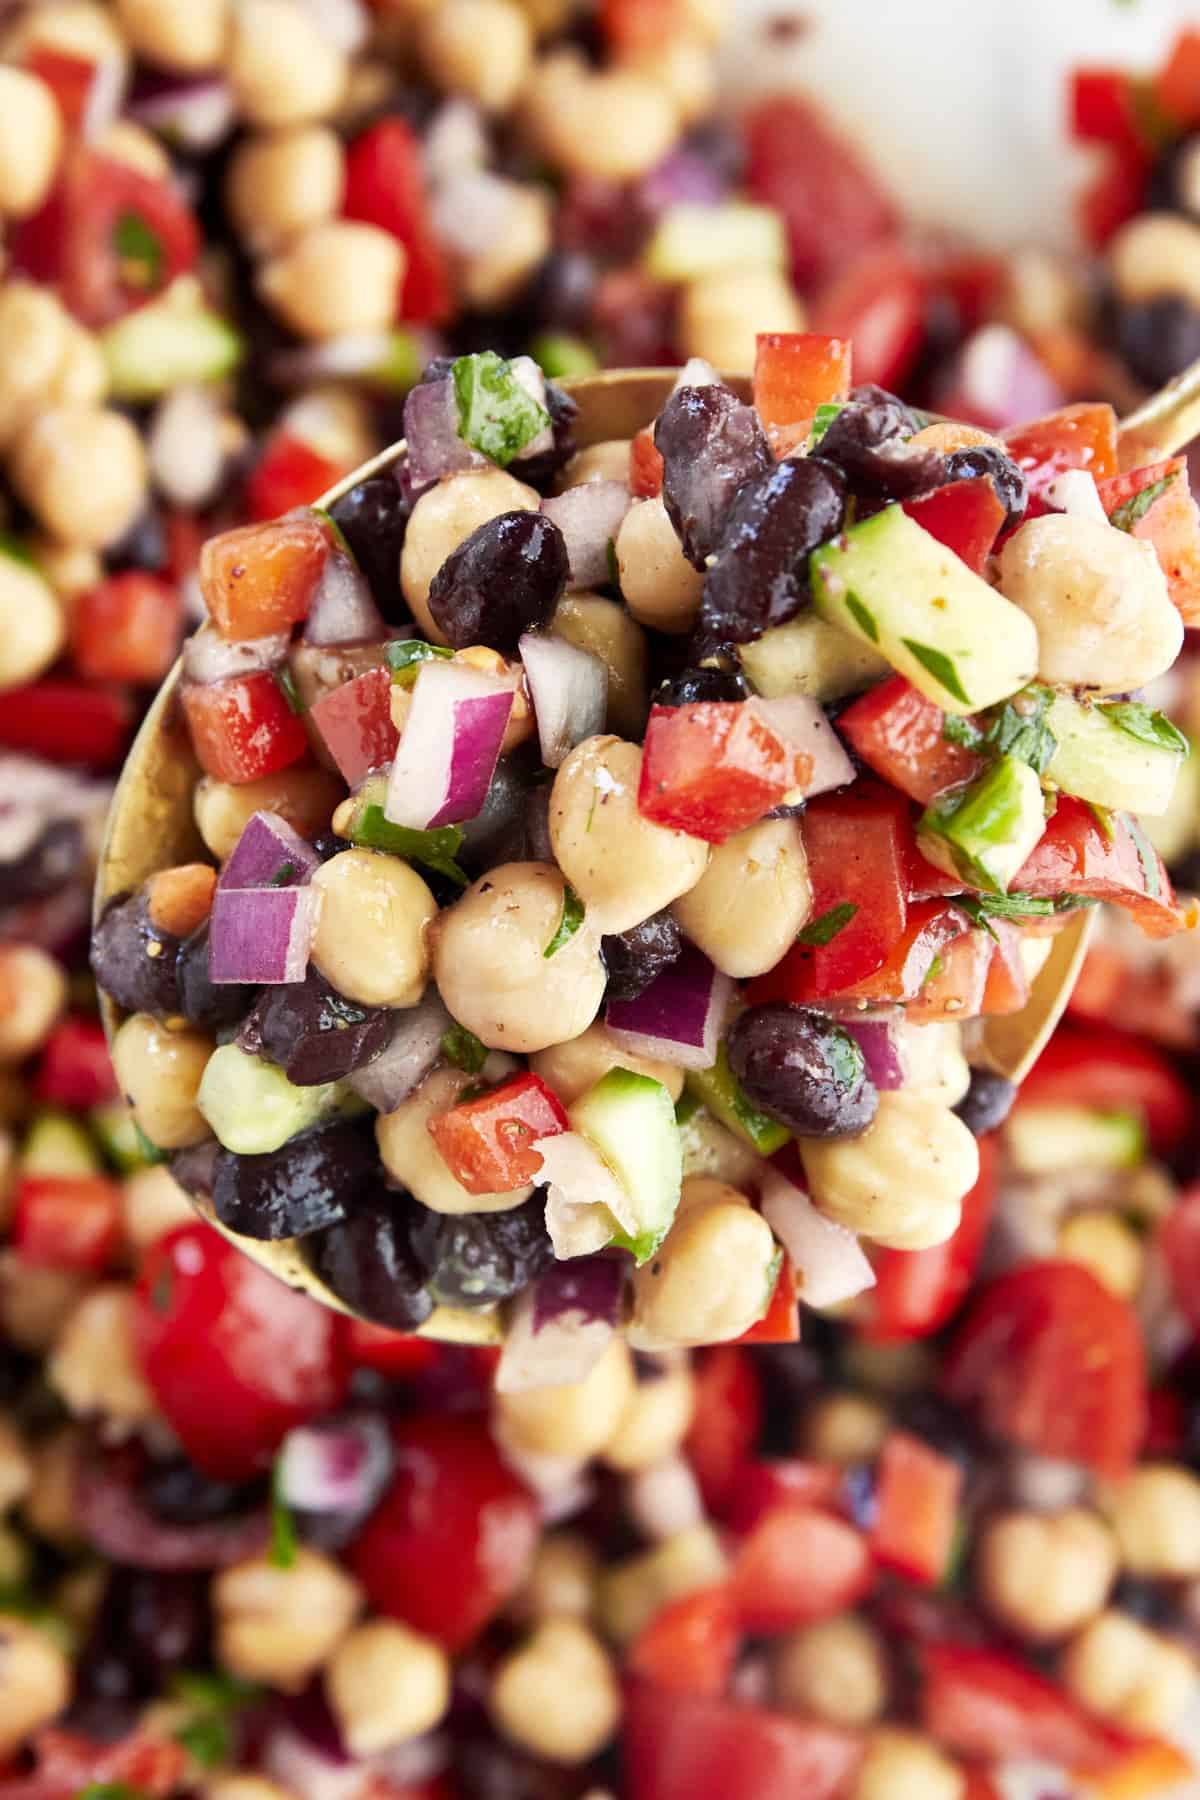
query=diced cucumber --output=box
[1144,743,1200,866]
[20,1110,99,1178]
[738,613,888,703]
[368,328,423,393]
[1005,1104,1144,1177]
[102,299,242,401]
[644,202,787,282]
[530,333,599,379]
[569,1067,682,1264]
[198,1044,346,1156]
[685,1045,790,1157]
[90,1101,158,1173]
[917,755,1045,895]
[811,506,1038,714]
[1044,693,1185,817]
[677,1103,764,1187]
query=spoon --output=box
[94,364,1195,1333]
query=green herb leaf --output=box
[171,1670,263,1769]
[810,402,844,443]
[1124,812,1162,897]
[1087,801,1118,843]
[313,507,355,563]
[953,892,1056,939]
[942,714,984,750]
[79,1786,144,1800]
[0,531,37,570]
[452,351,551,468]
[275,666,304,715]
[350,803,469,887]
[674,1087,702,1126]
[386,638,454,689]
[441,1022,487,1074]
[844,591,878,643]
[984,685,1057,774]
[134,1122,165,1166]
[923,952,946,986]
[173,1671,262,1711]
[796,901,858,947]
[268,861,297,888]
[112,210,164,289]
[901,638,970,707]
[175,1716,231,1769]
[269,1460,297,1569]
[1100,701,1189,757]
[605,536,621,594]
[762,1244,784,1314]
[544,882,585,957]
[530,332,599,380]
[1109,469,1178,532]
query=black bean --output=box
[104,508,167,574]
[428,512,569,653]
[602,909,684,1003]
[525,250,598,333]
[954,1067,1017,1136]
[140,1456,258,1525]
[211,1121,377,1240]
[654,382,773,568]
[696,455,846,652]
[80,1568,210,1699]
[726,1003,878,1138]
[653,666,749,707]
[328,471,411,621]
[817,388,946,500]
[1112,1575,1178,1629]
[308,1189,434,1330]
[1117,293,1200,390]
[0,819,85,909]
[176,921,252,1032]
[238,970,393,1086]
[90,893,180,1016]
[1146,135,1200,219]
[411,1194,554,1308]
[944,445,1029,533]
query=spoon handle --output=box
[1117,354,1200,463]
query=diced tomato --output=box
[737,1253,801,1343]
[164,509,205,584]
[871,1431,963,1587]
[723,1459,844,1535]
[1070,69,1144,149]
[753,331,851,432]
[903,477,1007,576]
[598,0,680,52]
[1020,1023,1190,1154]
[1013,796,1183,938]
[1002,402,1120,501]
[630,426,663,497]
[0,681,133,769]
[1097,457,1200,623]
[684,1346,763,1515]
[732,1505,874,1633]
[13,1174,122,1273]
[245,433,344,523]
[962,1773,1004,1800]
[627,1587,738,1698]
[22,47,96,131]
[979,918,1031,1016]
[34,1016,117,1110]
[1154,28,1200,128]
[1086,1742,1196,1799]
[837,677,982,805]
[427,1073,568,1195]
[347,1413,539,1651]
[181,672,309,785]
[343,119,454,324]
[1158,1185,1200,1332]
[811,242,927,393]
[344,1319,442,1377]
[18,1727,187,1800]
[839,901,969,1007]
[638,701,812,843]
[942,1260,1147,1477]
[1078,150,1150,249]
[921,1644,1134,1772]
[199,514,329,641]
[905,923,992,1020]
[54,149,198,327]
[863,1134,998,1343]
[309,667,399,788]
[71,571,182,685]
[133,1223,349,1481]
[624,1682,864,1800]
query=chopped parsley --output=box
[275,666,304,715]
[544,882,585,957]
[79,1787,144,1800]
[605,536,621,594]
[441,1022,487,1074]
[387,638,454,689]
[172,1671,263,1770]
[844,591,878,642]
[112,210,163,290]
[944,685,1057,775]
[269,1458,297,1569]
[953,892,1056,939]
[349,803,468,887]
[674,1087,702,1126]
[1109,469,1179,532]
[452,351,550,468]
[1087,801,1118,843]
[268,861,297,887]
[902,638,970,707]
[796,901,858,946]
[133,1121,166,1166]
[810,402,844,443]
[1100,701,1189,757]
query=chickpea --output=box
[802,1392,889,1466]
[47,1286,156,1425]
[98,120,171,180]
[111,1014,214,1151]
[0,1259,88,1358]
[510,1530,598,1626]
[671,818,811,978]
[774,1614,889,1728]
[115,0,230,69]
[615,497,702,635]
[377,1064,532,1213]
[490,1618,619,1764]
[260,221,404,339]
[622,35,715,126]
[11,406,147,549]
[552,593,649,738]
[0,1528,29,1594]
[908,422,1005,455]
[22,1426,86,1548]
[420,0,532,111]
[604,1361,693,1472]
[402,470,540,642]
[0,554,64,692]
[626,1454,704,1543]
[122,1163,196,1250]
[681,266,805,373]
[327,1620,450,1755]
[975,1508,1117,1643]
[678,1106,762,1189]
[195,766,343,863]
[998,514,1182,694]
[597,1524,727,1643]
[1062,1609,1195,1734]
[284,384,376,473]
[1057,1210,1144,1301]
[531,1020,684,1107]
[28,540,102,602]
[7,1,126,65]
[998,247,1087,340]
[555,441,633,491]
[799,1092,978,1251]
[0,1617,72,1756]
[0,1418,30,1516]
[310,849,435,1009]
[459,182,552,312]
[228,0,348,126]
[214,1547,362,1692]
[0,70,62,219]
[854,1728,965,1800]
[496,1336,636,1460]
[1107,211,1200,307]
[1103,1463,1200,1578]
[682,0,730,43]
[630,1201,777,1348]
[227,128,345,252]
[526,56,679,181]
[433,862,606,1053]
[895,1021,970,1108]
[0,946,66,1065]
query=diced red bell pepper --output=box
[1002,402,1120,501]
[1078,151,1149,249]
[684,1345,763,1516]
[71,571,182,686]
[903,477,1007,576]
[903,922,992,1021]
[871,1431,963,1587]
[839,901,969,1007]
[180,672,309,785]
[737,1253,801,1343]
[1097,457,1200,624]
[921,1643,1136,1773]
[753,331,852,432]
[427,1073,568,1196]
[21,1727,187,1800]
[1020,1022,1190,1155]
[597,0,681,53]
[627,1587,738,1698]
[638,701,812,843]
[811,242,926,393]
[13,1174,122,1273]
[309,667,399,788]
[23,47,96,131]
[1071,69,1145,150]
[245,433,344,523]
[56,149,199,327]
[731,1505,874,1633]
[1154,28,1200,128]
[979,918,1032,1016]
[863,1134,999,1343]
[1013,796,1183,938]
[344,1319,442,1377]
[723,1459,844,1535]
[630,426,663,497]
[624,1683,864,1800]
[198,514,329,641]
[0,681,133,769]
[343,119,454,324]
[34,1016,118,1110]
[837,677,982,805]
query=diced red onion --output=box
[518,631,607,769]
[639,150,726,216]
[754,696,855,798]
[606,942,732,1071]
[933,324,1064,433]
[673,357,719,392]
[77,1445,268,1570]
[496,1259,624,1394]
[304,550,387,647]
[128,73,235,150]
[424,98,488,185]
[263,1728,369,1800]
[220,810,320,891]
[532,1253,625,1332]
[276,1416,392,1518]
[760,1168,876,1310]
[429,167,516,260]
[1044,469,1107,522]
[148,382,227,510]
[535,1131,637,1259]
[402,376,485,490]
[627,1455,705,1542]
[346,993,450,1113]
[385,660,514,830]
[209,886,320,985]
[1006,1451,1090,1514]
[844,1020,906,1091]
[493,1423,592,1521]
[183,626,289,685]
[81,56,125,142]
[509,356,555,464]
[541,481,631,590]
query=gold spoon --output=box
[94,365,1196,1334]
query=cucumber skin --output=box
[569,1067,682,1265]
